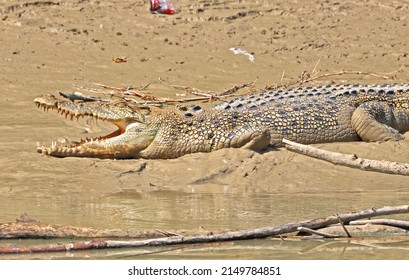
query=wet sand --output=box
[1,0,409,259]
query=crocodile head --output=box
[34,94,158,158]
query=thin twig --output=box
[139,83,151,91]
[310,57,322,77]
[155,229,184,237]
[280,70,285,83]
[217,80,257,97]
[171,81,257,100]
[337,215,352,237]
[93,82,156,100]
[309,70,391,81]
[266,65,409,90]
[297,226,341,238]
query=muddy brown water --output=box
[1,0,409,259]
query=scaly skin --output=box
[35,84,409,159]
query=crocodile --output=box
[34,83,409,159]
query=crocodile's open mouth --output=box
[34,94,155,158]
[35,99,127,148]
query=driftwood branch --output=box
[349,219,409,230]
[282,138,409,175]
[0,205,408,254]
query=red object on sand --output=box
[150,0,177,15]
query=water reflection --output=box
[9,188,403,232]
[1,239,409,260]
